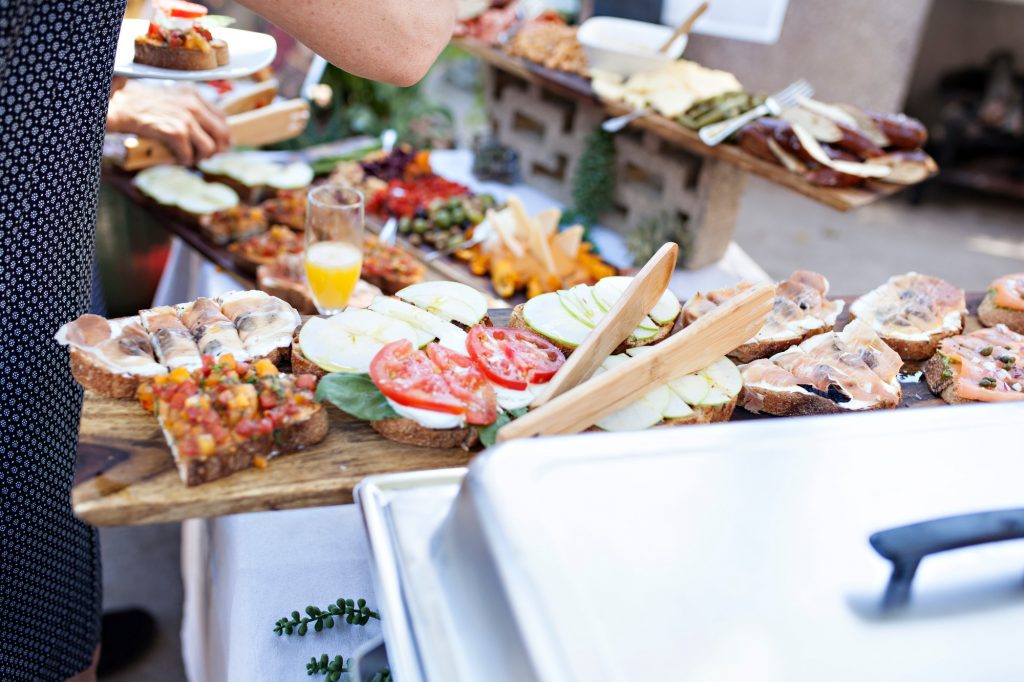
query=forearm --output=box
[238,0,456,86]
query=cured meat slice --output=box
[850,272,965,338]
[140,306,203,370]
[56,314,165,376]
[181,297,249,360]
[219,290,300,360]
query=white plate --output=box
[113,18,277,81]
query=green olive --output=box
[433,209,453,228]
[412,218,430,233]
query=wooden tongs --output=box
[497,244,773,441]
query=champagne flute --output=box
[304,185,364,316]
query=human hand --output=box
[106,81,232,165]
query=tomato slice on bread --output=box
[426,344,497,425]
[370,340,466,416]
[466,326,565,389]
[158,0,209,18]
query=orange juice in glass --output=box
[305,186,364,315]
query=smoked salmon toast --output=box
[683,271,844,363]
[978,274,1024,334]
[849,272,966,361]
[739,318,903,415]
[924,324,1024,404]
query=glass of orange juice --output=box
[305,185,364,315]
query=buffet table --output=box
[164,149,768,680]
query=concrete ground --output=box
[733,177,1024,294]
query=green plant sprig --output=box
[306,654,349,681]
[275,598,380,636]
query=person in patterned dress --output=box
[0,1,455,679]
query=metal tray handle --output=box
[869,508,1024,609]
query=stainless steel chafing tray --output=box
[357,404,1024,682]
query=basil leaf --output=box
[315,373,399,421]
[477,407,528,448]
[201,15,237,28]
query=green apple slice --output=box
[703,357,743,398]
[668,373,712,406]
[368,296,460,349]
[268,162,314,190]
[299,309,421,373]
[663,390,695,419]
[594,275,681,325]
[570,284,606,326]
[522,292,591,348]
[396,281,487,327]
[557,290,595,329]
[593,356,669,431]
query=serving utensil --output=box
[497,281,772,441]
[530,242,678,409]
[698,78,813,146]
[601,108,652,133]
[657,1,709,53]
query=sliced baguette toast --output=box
[922,354,968,406]
[134,39,229,71]
[70,348,149,399]
[848,272,966,361]
[168,406,328,486]
[978,291,1024,334]
[370,418,479,451]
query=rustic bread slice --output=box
[846,312,963,362]
[507,303,673,356]
[370,418,479,450]
[922,353,968,405]
[69,348,148,399]
[978,292,1024,334]
[166,400,328,486]
[134,39,228,70]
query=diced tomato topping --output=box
[259,417,274,435]
[259,391,278,409]
[148,21,164,37]
[295,374,317,392]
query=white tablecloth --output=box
[172,149,768,681]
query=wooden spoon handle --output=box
[658,1,709,53]
[531,242,678,408]
[497,282,772,442]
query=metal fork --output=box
[697,79,814,146]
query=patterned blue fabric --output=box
[0,1,126,678]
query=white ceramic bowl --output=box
[577,16,686,77]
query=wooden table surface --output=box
[455,38,935,212]
[72,300,984,527]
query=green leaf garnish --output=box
[315,373,399,421]
[477,407,528,447]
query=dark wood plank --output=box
[456,37,934,212]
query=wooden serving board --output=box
[455,38,934,212]
[73,309,507,526]
[73,299,985,527]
